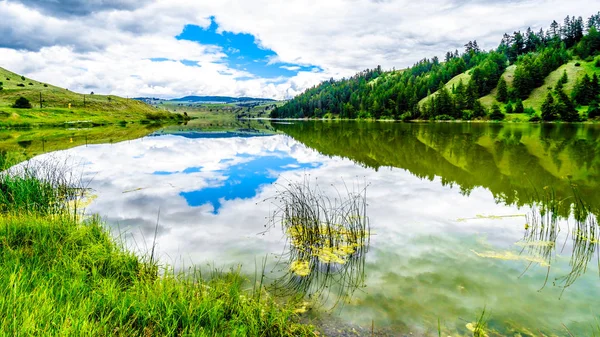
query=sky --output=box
[0,0,597,100]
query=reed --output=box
[266,177,370,308]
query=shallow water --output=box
[17,122,600,336]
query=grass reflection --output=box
[265,177,370,308]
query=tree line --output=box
[272,13,600,121]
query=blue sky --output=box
[179,153,320,214]
[174,17,320,79]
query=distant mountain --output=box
[135,96,277,104]
[170,96,277,103]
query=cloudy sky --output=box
[0,0,596,99]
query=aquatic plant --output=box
[266,176,370,308]
[521,185,599,294]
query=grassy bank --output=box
[0,67,186,127]
[0,159,314,336]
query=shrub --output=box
[20,75,25,81]
[505,104,513,114]
[43,84,48,87]
[529,115,542,122]
[596,59,600,68]
[400,112,412,122]
[17,83,25,87]
[5,77,9,81]
[435,114,454,121]
[462,110,473,120]
[588,103,600,119]
[28,82,33,86]
[489,104,505,121]
[514,100,524,114]
[524,107,536,116]
[12,97,32,109]
[574,62,581,67]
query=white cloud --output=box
[0,0,597,99]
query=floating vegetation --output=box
[457,214,526,222]
[266,176,370,308]
[471,250,550,267]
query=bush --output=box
[588,103,600,119]
[596,59,600,68]
[400,112,412,122]
[12,97,32,109]
[17,83,25,87]
[574,62,581,67]
[524,107,536,116]
[514,100,524,114]
[462,110,473,120]
[28,82,33,86]
[505,104,513,114]
[20,76,25,81]
[489,104,505,121]
[529,115,542,122]
[435,114,454,121]
[43,84,48,87]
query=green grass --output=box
[479,65,517,108]
[419,72,472,106]
[0,157,315,336]
[522,60,588,111]
[0,67,185,127]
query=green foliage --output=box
[496,77,508,103]
[20,75,25,81]
[572,73,600,105]
[588,101,600,119]
[274,13,597,122]
[490,104,505,120]
[514,99,525,114]
[12,96,32,109]
[529,114,542,122]
[524,107,536,115]
[505,103,513,114]
[541,92,559,121]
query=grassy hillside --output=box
[418,57,600,122]
[418,72,472,106]
[0,67,183,127]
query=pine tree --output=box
[490,103,505,120]
[505,103,514,114]
[556,89,579,121]
[496,77,508,103]
[514,99,524,114]
[541,92,558,121]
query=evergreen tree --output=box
[505,103,514,114]
[588,101,600,119]
[472,100,487,118]
[490,103,505,120]
[514,99,524,114]
[556,89,579,121]
[496,77,508,103]
[541,92,558,121]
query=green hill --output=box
[273,12,600,122]
[0,67,183,127]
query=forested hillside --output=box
[272,13,600,122]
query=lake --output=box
[4,121,600,336]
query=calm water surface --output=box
[18,122,600,336]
